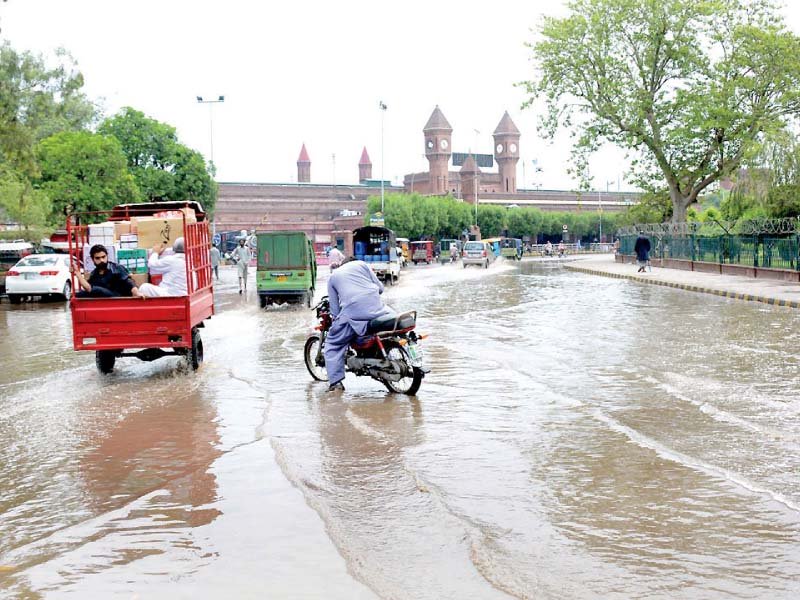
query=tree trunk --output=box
[670,187,692,223]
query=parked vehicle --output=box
[500,238,523,261]
[353,226,401,284]
[256,231,317,308]
[304,296,428,395]
[68,201,213,374]
[4,254,72,303]
[0,240,34,294]
[462,240,495,268]
[438,238,461,263]
[410,240,434,265]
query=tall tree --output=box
[524,0,800,221]
[0,43,96,178]
[99,107,217,213]
[36,131,139,220]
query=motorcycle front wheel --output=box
[304,335,329,381]
[382,341,423,395]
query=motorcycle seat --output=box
[367,311,416,334]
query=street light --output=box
[597,179,614,243]
[196,95,225,173]
[379,100,388,213]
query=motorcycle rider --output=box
[449,243,458,263]
[324,256,394,392]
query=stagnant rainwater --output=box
[2,259,799,599]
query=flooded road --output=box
[2,260,800,599]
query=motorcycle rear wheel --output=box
[382,342,423,395]
[304,335,329,381]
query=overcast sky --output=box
[2,1,799,192]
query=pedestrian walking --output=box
[232,238,252,294]
[210,244,221,281]
[634,231,651,273]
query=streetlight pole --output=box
[379,101,387,214]
[196,96,225,173]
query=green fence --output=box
[619,234,800,271]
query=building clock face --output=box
[440,139,448,150]
[427,140,434,149]
[496,143,504,153]
[509,143,517,153]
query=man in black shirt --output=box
[73,244,141,298]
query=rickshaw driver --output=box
[72,244,141,298]
[324,256,394,393]
[139,237,187,297]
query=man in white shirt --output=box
[232,238,251,294]
[139,237,188,297]
[328,246,345,270]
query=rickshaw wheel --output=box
[95,350,116,374]
[187,328,203,370]
[259,295,267,308]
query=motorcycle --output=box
[303,296,428,395]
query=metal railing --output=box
[619,231,800,271]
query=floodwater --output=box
[2,259,800,599]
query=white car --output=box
[5,254,73,303]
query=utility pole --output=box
[379,101,388,213]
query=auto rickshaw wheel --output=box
[95,350,116,374]
[259,295,267,308]
[187,328,203,371]
[7,294,22,304]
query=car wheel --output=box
[61,280,72,300]
[484,260,489,269]
[8,294,22,304]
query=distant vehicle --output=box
[482,237,503,258]
[462,240,495,269]
[353,226,401,284]
[500,238,523,261]
[438,238,461,263]
[410,240,433,265]
[338,209,360,217]
[4,253,72,303]
[0,240,35,294]
[256,231,317,308]
[396,237,410,267]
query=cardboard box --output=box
[136,217,185,249]
[113,221,131,239]
[129,216,154,234]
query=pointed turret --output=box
[297,143,310,183]
[423,106,453,194]
[493,111,520,135]
[358,147,372,182]
[493,111,520,193]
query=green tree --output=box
[524,0,800,222]
[477,205,505,237]
[35,131,139,220]
[0,167,51,231]
[99,107,217,213]
[0,43,96,178]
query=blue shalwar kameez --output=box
[324,260,393,386]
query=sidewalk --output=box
[564,254,800,308]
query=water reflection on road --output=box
[2,260,800,599]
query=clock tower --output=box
[493,111,520,193]
[423,106,453,194]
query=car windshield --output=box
[464,242,483,250]
[17,256,59,267]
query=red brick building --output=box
[213,106,638,243]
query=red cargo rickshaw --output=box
[67,201,213,374]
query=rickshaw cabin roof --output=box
[352,226,396,241]
[109,201,206,222]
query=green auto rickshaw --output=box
[256,231,317,307]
